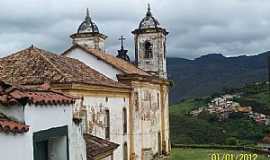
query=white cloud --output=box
[0,0,270,59]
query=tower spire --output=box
[146,3,152,16]
[86,8,90,20]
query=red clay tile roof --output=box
[84,134,119,160]
[63,44,150,76]
[0,81,75,106]
[0,46,129,89]
[0,113,29,134]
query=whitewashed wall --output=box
[65,48,123,81]
[24,104,72,132]
[0,103,86,160]
[0,132,33,160]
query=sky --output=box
[1,0,270,59]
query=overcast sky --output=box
[1,0,270,59]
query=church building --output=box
[0,4,170,160]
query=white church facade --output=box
[0,5,170,160]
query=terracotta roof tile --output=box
[0,81,75,105]
[0,46,129,89]
[0,113,29,134]
[63,44,150,76]
[84,134,119,160]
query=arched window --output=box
[123,142,128,160]
[163,42,166,58]
[123,108,127,134]
[105,110,110,139]
[144,41,153,59]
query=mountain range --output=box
[167,51,270,104]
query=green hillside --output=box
[170,82,270,145]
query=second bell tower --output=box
[132,4,169,79]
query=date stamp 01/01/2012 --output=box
[209,153,261,160]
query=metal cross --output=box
[118,35,126,50]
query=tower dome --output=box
[139,4,160,29]
[71,8,107,50]
[77,8,99,33]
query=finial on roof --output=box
[77,8,99,33]
[146,3,152,16]
[86,8,90,18]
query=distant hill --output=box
[167,51,270,104]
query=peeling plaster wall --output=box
[73,36,105,50]
[162,85,171,153]
[81,95,130,160]
[132,84,161,160]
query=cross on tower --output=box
[118,35,126,50]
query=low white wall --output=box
[0,132,33,160]
[24,104,73,133]
[0,103,86,160]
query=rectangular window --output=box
[105,110,110,139]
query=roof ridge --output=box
[34,48,68,81]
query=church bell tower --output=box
[132,4,169,79]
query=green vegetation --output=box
[234,82,270,114]
[170,98,209,116]
[170,148,269,160]
[170,82,270,145]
